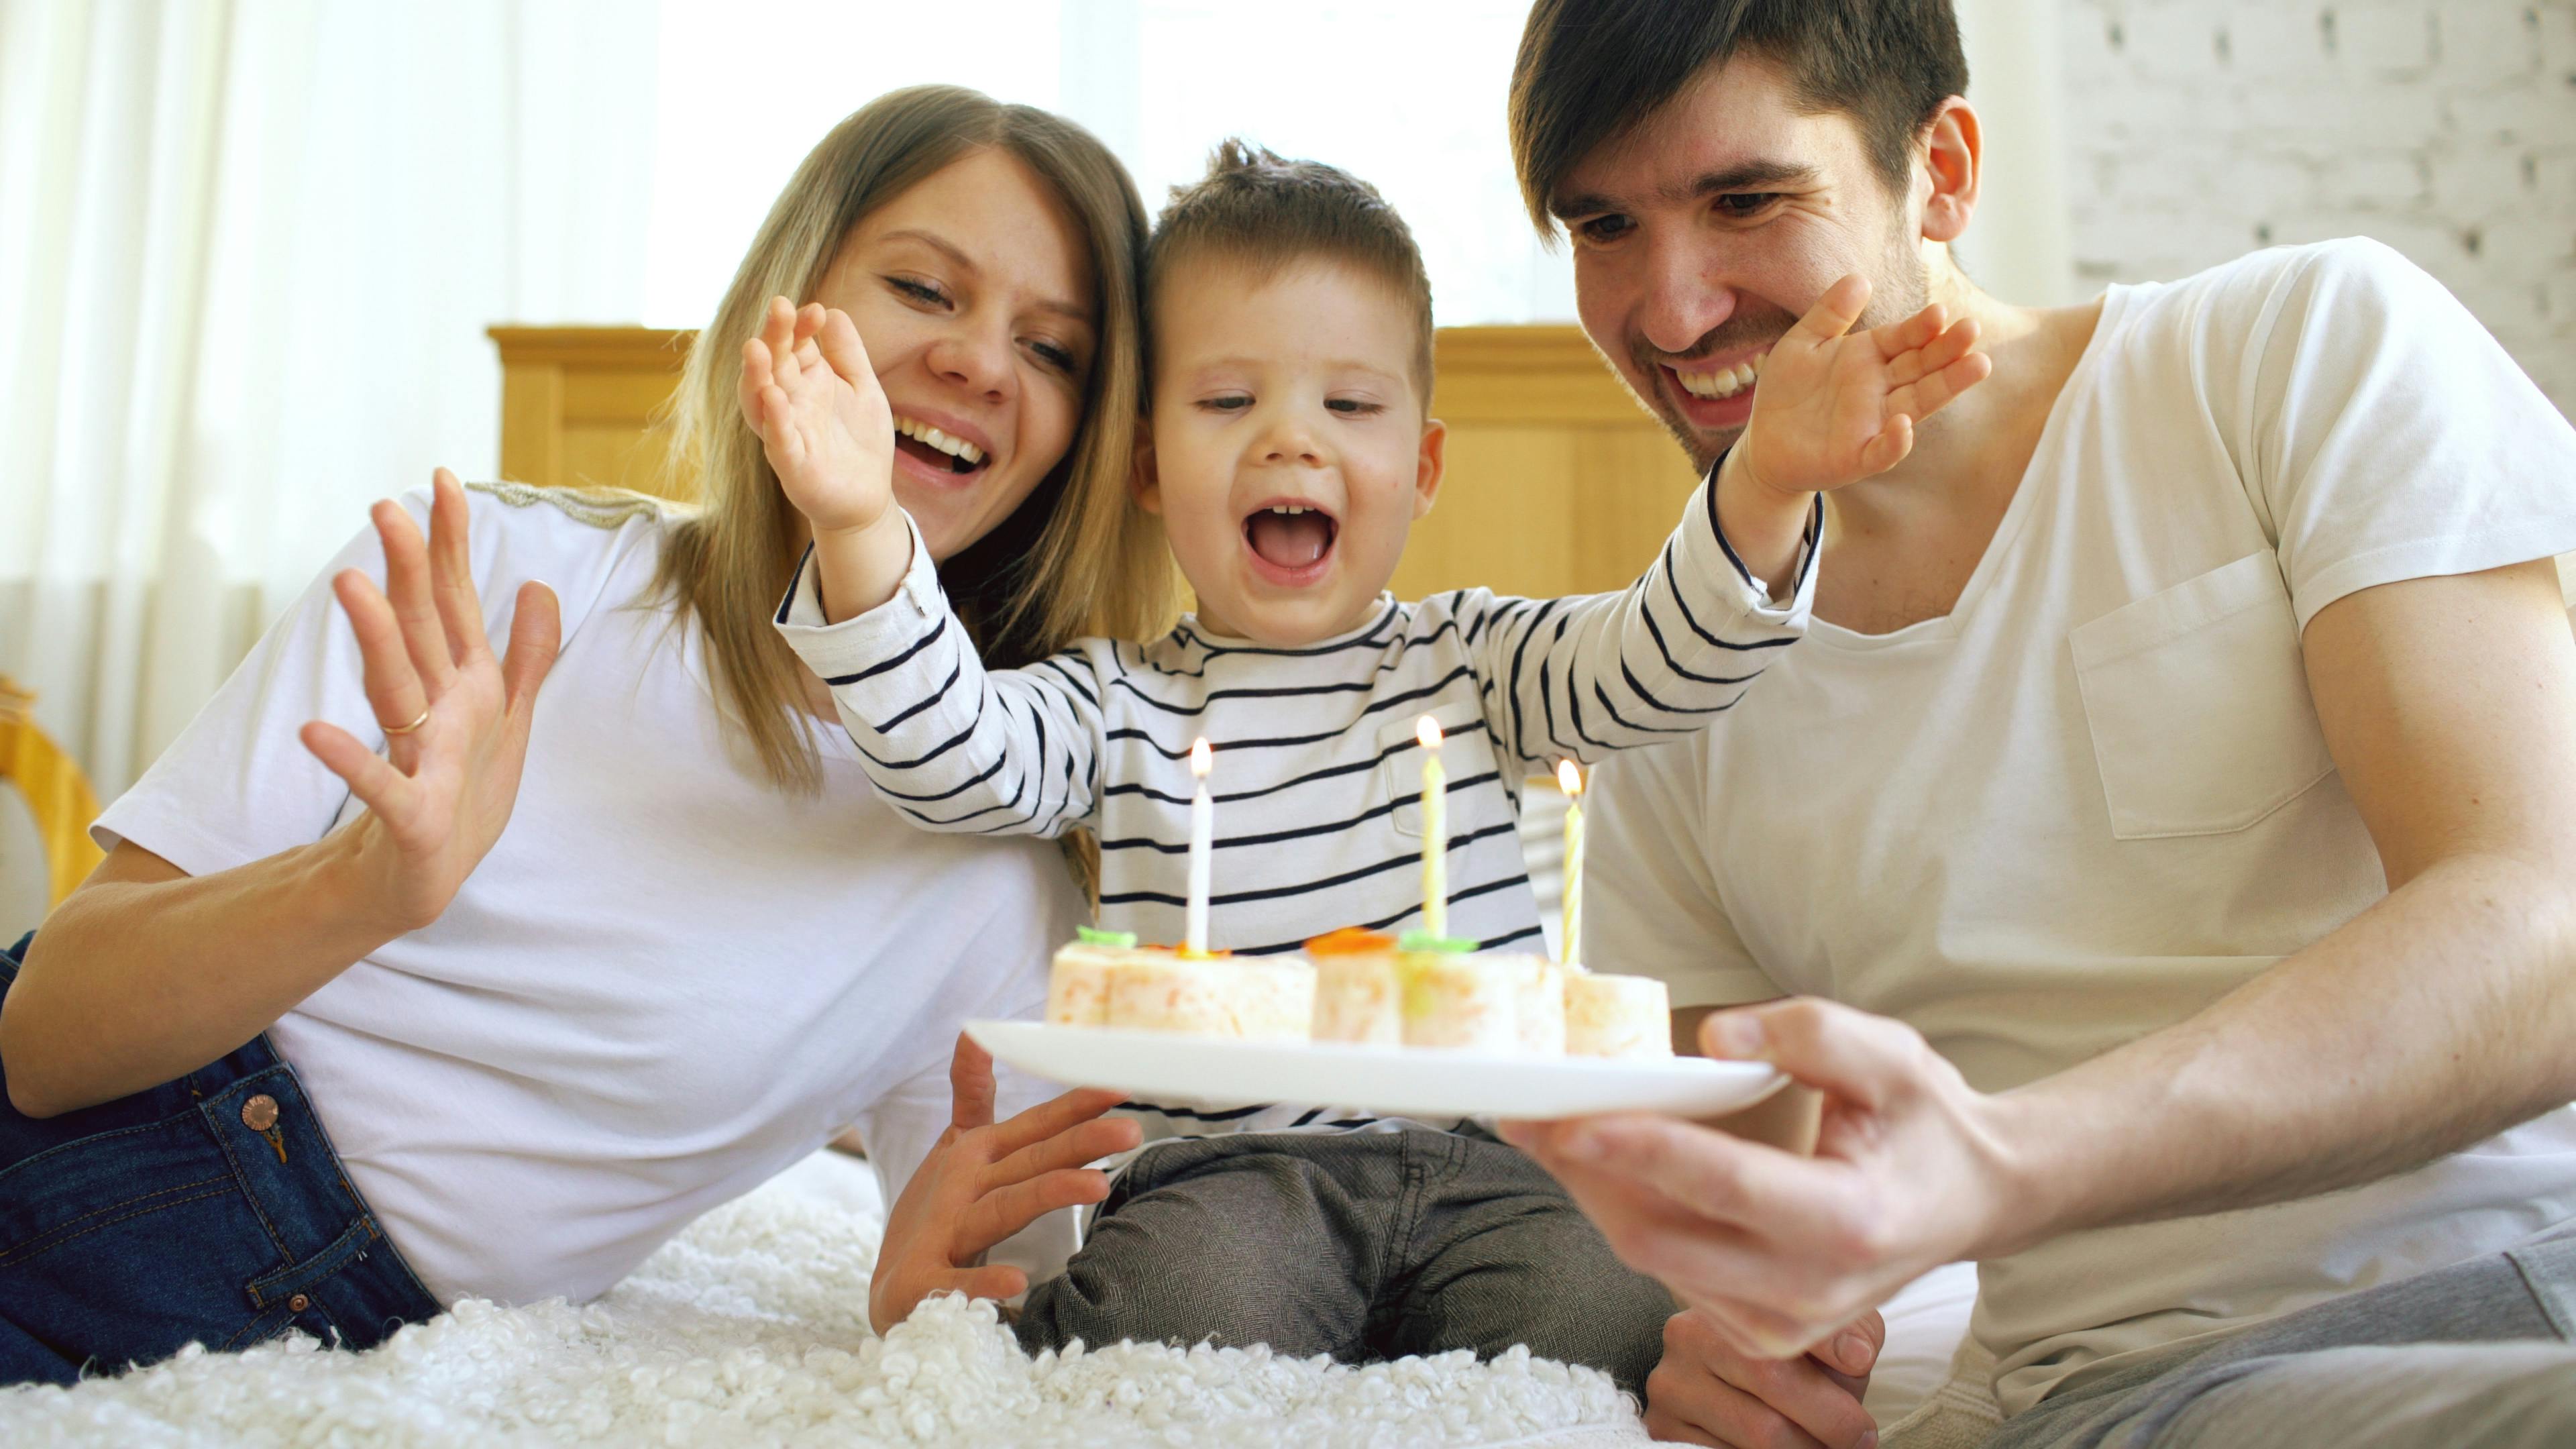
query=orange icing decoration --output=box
[1305,927,1396,956]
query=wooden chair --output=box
[0,676,106,908]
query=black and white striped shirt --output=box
[775,470,1816,1148]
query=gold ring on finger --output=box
[382,706,431,737]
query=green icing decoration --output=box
[1397,930,1474,954]
[1075,926,1138,949]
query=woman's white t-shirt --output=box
[93,483,1085,1307]
[1583,240,2576,1417]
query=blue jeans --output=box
[0,931,440,1386]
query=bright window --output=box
[640,0,1575,330]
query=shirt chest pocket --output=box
[1379,700,1489,841]
[2068,550,2337,840]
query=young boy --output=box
[751,143,1984,1391]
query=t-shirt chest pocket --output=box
[2068,550,2337,840]
[1379,701,1488,841]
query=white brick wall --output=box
[2058,0,2576,416]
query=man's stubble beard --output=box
[1641,228,1933,475]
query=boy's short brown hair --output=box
[1144,140,1436,401]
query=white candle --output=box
[1186,737,1213,956]
[1557,759,1585,969]
[1417,715,1446,938]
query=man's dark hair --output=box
[1509,0,1968,233]
[1144,139,1436,399]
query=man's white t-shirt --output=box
[93,483,1086,1307]
[1583,240,2576,1417]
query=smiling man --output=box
[1497,3,2576,1448]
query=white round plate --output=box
[967,1020,1785,1121]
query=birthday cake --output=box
[1045,733,1668,1059]
[1046,928,1670,1060]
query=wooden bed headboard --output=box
[486,325,1701,602]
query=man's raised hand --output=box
[739,295,896,537]
[1739,274,1991,498]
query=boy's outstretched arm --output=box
[751,297,1112,839]
[1714,273,1991,595]
[1465,276,1987,774]
[741,294,913,623]
[771,525,1114,838]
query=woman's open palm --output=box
[869,1034,1140,1335]
[299,470,561,932]
[740,296,896,536]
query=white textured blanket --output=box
[1,1153,1650,1448]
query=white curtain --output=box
[0,0,659,805]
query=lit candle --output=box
[1417,715,1446,938]
[1557,759,1585,969]
[1185,737,1214,956]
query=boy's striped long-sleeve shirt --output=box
[779,468,1816,956]
[774,467,1815,1147]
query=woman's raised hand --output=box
[740,295,896,537]
[867,1034,1142,1336]
[299,470,561,933]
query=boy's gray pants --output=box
[1980,1216,2576,1448]
[1014,1124,1675,1395]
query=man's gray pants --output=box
[1986,1218,2576,1448]
[1013,1124,1676,1395]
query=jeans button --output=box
[241,1095,279,1132]
[288,1293,310,1313]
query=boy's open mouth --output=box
[1244,502,1338,577]
[894,415,990,476]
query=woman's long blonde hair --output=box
[655,86,1178,794]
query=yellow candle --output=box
[1557,759,1585,968]
[1417,714,1446,938]
[1185,737,1213,956]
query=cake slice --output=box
[1096,947,1316,1041]
[1483,953,1568,1057]
[1307,927,1402,1045]
[1047,926,1137,1026]
[1564,973,1674,1059]
[1104,948,1236,1034]
[1397,933,1519,1051]
[1232,956,1318,1042]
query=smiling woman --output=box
[659,90,1179,793]
[0,87,1178,1387]
[813,164,1095,557]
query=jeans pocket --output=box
[0,1116,239,1269]
[0,1106,302,1384]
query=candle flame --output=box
[1191,737,1212,779]
[1415,714,1442,751]
[1557,759,1582,796]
